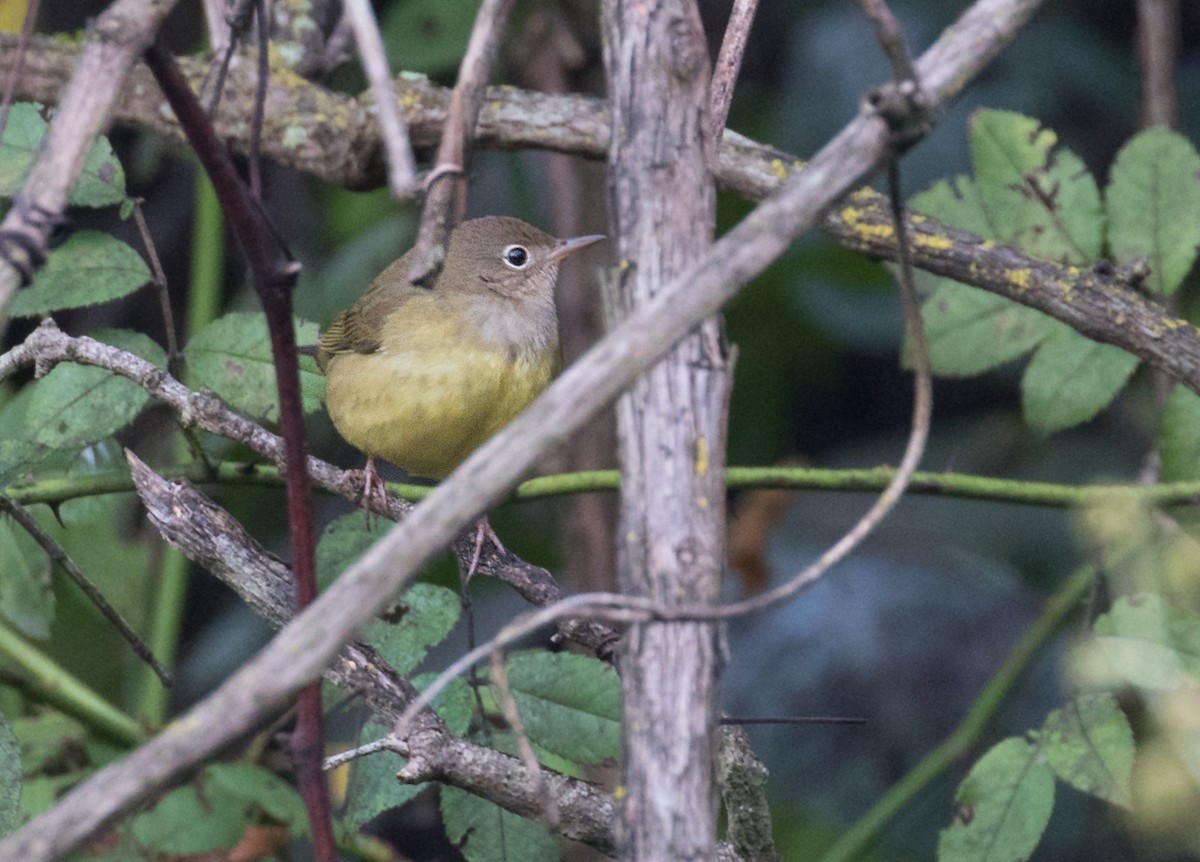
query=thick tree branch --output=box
[0,2,1060,858]
[5,31,1192,395]
[0,320,616,656]
[124,452,615,852]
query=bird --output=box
[316,216,604,538]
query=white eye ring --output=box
[502,244,531,269]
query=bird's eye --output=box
[502,244,530,269]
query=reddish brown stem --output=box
[141,40,335,862]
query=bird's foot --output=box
[353,457,388,529]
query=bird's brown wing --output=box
[315,251,422,371]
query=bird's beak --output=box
[547,233,606,263]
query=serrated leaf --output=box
[1020,324,1139,434]
[1038,693,1134,807]
[908,174,1058,375]
[0,516,54,638]
[1073,593,1200,690]
[0,103,125,207]
[342,677,471,834]
[910,175,995,238]
[500,650,620,765]
[3,232,150,317]
[1106,127,1200,294]
[0,714,20,836]
[937,737,1055,862]
[361,582,460,676]
[185,312,324,423]
[920,281,1056,376]
[441,785,558,862]
[0,329,164,457]
[1160,384,1200,481]
[971,109,1103,263]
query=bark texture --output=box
[602,2,728,858]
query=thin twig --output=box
[1137,0,1179,129]
[489,650,557,827]
[322,736,394,770]
[857,0,918,83]
[407,0,515,286]
[0,3,1047,857]
[708,0,758,155]
[343,0,419,197]
[202,0,231,57]
[0,497,172,687]
[248,0,268,201]
[201,0,255,116]
[131,199,181,378]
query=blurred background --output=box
[10,1,1200,859]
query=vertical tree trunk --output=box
[601,2,728,859]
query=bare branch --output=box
[0,2,1055,857]
[0,320,612,654]
[125,452,615,852]
[0,0,181,307]
[708,0,758,153]
[407,0,514,286]
[343,0,419,197]
[857,0,918,83]
[1137,0,1179,129]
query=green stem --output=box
[818,564,1094,862]
[0,621,145,747]
[9,464,1200,511]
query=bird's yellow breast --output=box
[322,295,558,479]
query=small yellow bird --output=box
[317,216,603,500]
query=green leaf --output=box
[909,175,1058,376]
[1020,324,1139,434]
[361,583,460,676]
[130,776,246,853]
[910,175,996,238]
[0,329,164,458]
[3,232,150,317]
[184,312,324,423]
[1037,693,1133,808]
[500,650,620,765]
[0,103,126,207]
[1160,385,1200,481]
[341,721,423,832]
[341,678,471,833]
[1072,593,1200,690]
[971,109,1103,263]
[920,281,1056,376]
[131,764,303,853]
[0,714,20,836]
[207,763,308,834]
[316,512,379,590]
[1106,127,1200,294]
[11,712,87,776]
[937,737,1055,862]
[441,785,558,862]
[0,516,54,638]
